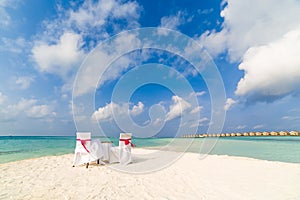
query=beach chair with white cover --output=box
[72,132,104,168]
[109,133,134,165]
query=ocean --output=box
[0,136,300,164]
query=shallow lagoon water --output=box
[0,136,299,164]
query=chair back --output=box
[119,133,133,165]
[119,133,133,147]
[75,132,91,153]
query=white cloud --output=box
[92,96,204,131]
[28,0,142,106]
[199,30,227,58]
[235,29,300,100]
[199,117,209,123]
[160,11,186,30]
[0,92,7,105]
[32,32,84,78]
[190,106,203,114]
[0,37,29,53]
[131,101,144,116]
[0,98,56,120]
[68,1,109,29]
[253,124,264,129]
[91,101,144,121]
[158,11,189,36]
[0,8,10,27]
[200,0,300,102]
[198,8,214,15]
[68,0,140,32]
[153,118,164,126]
[0,0,21,27]
[224,98,237,111]
[0,98,34,120]
[91,102,117,121]
[40,0,141,43]
[181,39,215,77]
[31,0,141,83]
[7,98,37,116]
[189,91,206,97]
[73,32,142,97]
[236,125,246,130]
[200,0,300,62]
[166,96,191,121]
[26,105,56,118]
[190,117,209,128]
[282,116,290,120]
[16,76,34,89]
[282,115,300,121]
[73,26,213,97]
[111,1,140,19]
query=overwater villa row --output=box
[182,131,300,138]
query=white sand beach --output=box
[1,148,300,200]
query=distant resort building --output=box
[182,130,300,138]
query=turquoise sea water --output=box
[0,136,300,164]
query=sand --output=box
[1,148,300,200]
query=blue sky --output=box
[0,0,300,136]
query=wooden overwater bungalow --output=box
[279,131,288,136]
[290,131,299,136]
[182,130,300,138]
[255,132,262,136]
[243,132,249,136]
[262,132,270,136]
[249,132,255,136]
[270,131,278,136]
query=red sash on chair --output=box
[76,139,91,153]
[119,138,135,147]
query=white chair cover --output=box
[108,133,133,165]
[109,133,133,165]
[73,132,104,166]
[119,133,133,165]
